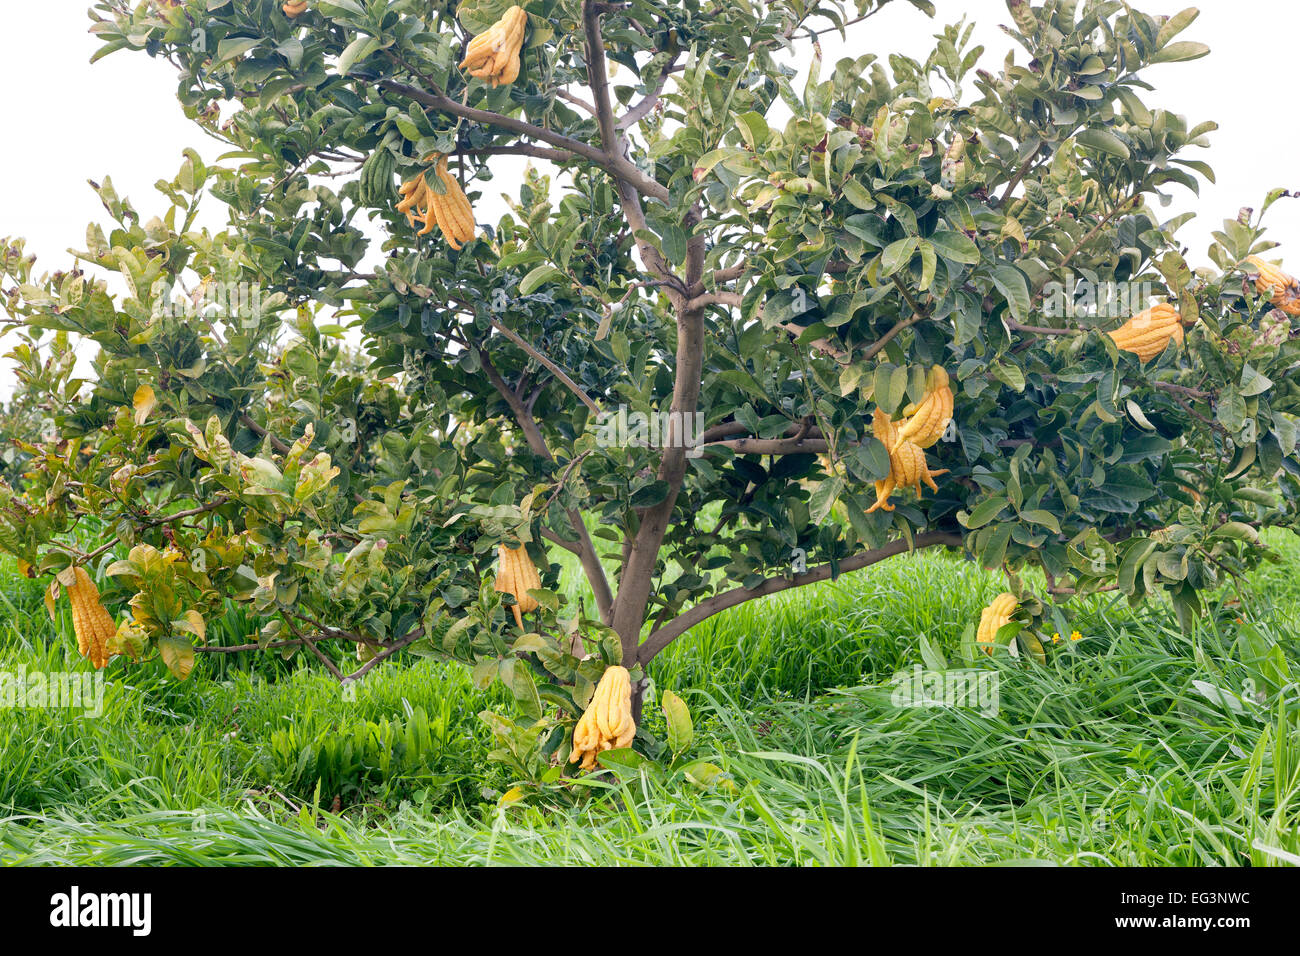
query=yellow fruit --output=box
[867,409,948,513]
[976,592,1018,654]
[394,157,476,248]
[1245,255,1300,316]
[494,544,541,628]
[459,5,528,88]
[65,567,117,670]
[570,665,636,771]
[1107,303,1184,362]
[283,1,308,18]
[893,366,953,450]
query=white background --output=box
[1,1,1297,399]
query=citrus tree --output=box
[4,0,1300,777]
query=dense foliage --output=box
[3,0,1299,777]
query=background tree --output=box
[3,0,1299,777]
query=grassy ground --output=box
[1,533,1299,866]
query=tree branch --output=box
[240,413,290,454]
[1006,319,1083,336]
[377,79,668,203]
[616,51,679,131]
[582,0,621,156]
[609,296,705,655]
[489,319,601,414]
[540,526,582,555]
[706,437,829,455]
[342,625,426,683]
[556,88,597,116]
[637,532,965,663]
[477,345,614,623]
[463,144,577,163]
[576,1,682,300]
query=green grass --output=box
[1,534,1298,866]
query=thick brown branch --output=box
[581,0,621,156]
[637,532,965,663]
[463,144,577,163]
[610,304,705,655]
[707,437,829,455]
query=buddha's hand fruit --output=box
[393,156,476,249]
[283,1,308,18]
[868,407,899,511]
[892,366,953,450]
[459,5,528,88]
[976,592,1018,654]
[1107,303,1184,362]
[58,567,118,670]
[867,408,948,513]
[570,665,636,771]
[494,543,541,628]
[1245,255,1300,316]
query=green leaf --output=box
[682,760,737,792]
[596,748,649,773]
[336,35,379,76]
[1119,539,1157,594]
[518,265,565,295]
[810,476,844,525]
[842,179,877,211]
[928,228,980,265]
[735,111,770,150]
[918,634,947,671]
[880,237,919,277]
[1156,7,1201,46]
[1151,41,1209,63]
[629,480,671,509]
[1021,509,1061,534]
[1076,127,1131,160]
[661,689,694,755]
[965,496,1008,529]
[990,264,1029,320]
[1240,364,1273,397]
[1210,522,1260,545]
[215,36,261,65]
[509,661,543,719]
[159,636,195,681]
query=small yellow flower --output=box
[1070,630,1083,642]
[1051,632,1061,644]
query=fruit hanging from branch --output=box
[393,156,475,249]
[570,665,636,771]
[868,408,949,513]
[976,593,1019,655]
[892,366,954,451]
[459,5,528,88]
[1245,255,1300,316]
[1107,303,1184,362]
[495,544,541,629]
[53,567,118,671]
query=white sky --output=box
[2,1,1297,400]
